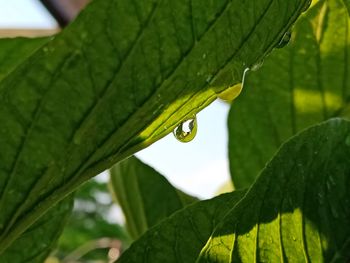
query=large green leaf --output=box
[228,0,350,188]
[2,198,73,263]
[199,118,350,262]
[0,37,49,81]
[109,156,197,240]
[0,0,309,252]
[344,0,350,14]
[0,37,73,263]
[117,190,246,262]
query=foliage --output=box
[118,119,350,262]
[229,0,350,188]
[109,157,198,240]
[53,179,131,262]
[0,0,349,262]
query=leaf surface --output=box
[199,118,350,262]
[117,190,246,263]
[0,0,309,251]
[0,37,48,81]
[109,156,197,240]
[0,37,73,263]
[228,0,350,188]
[1,198,73,263]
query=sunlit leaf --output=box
[117,190,246,262]
[228,0,350,188]
[109,156,197,240]
[0,0,309,252]
[199,118,350,262]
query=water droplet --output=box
[345,135,350,146]
[173,116,197,143]
[218,83,242,101]
[302,0,312,12]
[202,53,207,59]
[246,233,250,238]
[276,31,292,49]
[217,68,249,102]
[251,60,264,71]
[292,236,297,241]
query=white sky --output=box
[0,0,57,28]
[0,0,231,199]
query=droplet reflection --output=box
[173,116,198,143]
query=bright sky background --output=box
[0,0,231,199]
[0,0,57,28]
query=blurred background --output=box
[0,0,231,261]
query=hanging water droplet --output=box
[173,116,197,143]
[276,31,292,49]
[302,0,312,12]
[217,68,249,101]
[218,83,242,101]
[251,60,264,71]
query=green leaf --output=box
[343,0,350,14]
[109,156,198,240]
[228,0,350,188]
[117,190,246,263]
[0,0,309,252]
[1,197,73,263]
[0,37,49,81]
[0,37,73,262]
[199,118,350,262]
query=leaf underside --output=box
[1,198,73,263]
[199,119,350,262]
[0,37,73,262]
[117,190,246,263]
[109,156,197,240]
[118,119,350,262]
[0,0,309,251]
[228,0,350,188]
